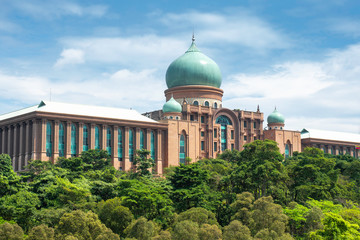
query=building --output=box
[301,128,360,158]
[0,37,358,172]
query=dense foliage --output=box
[0,141,360,239]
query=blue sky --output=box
[0,0,359,133]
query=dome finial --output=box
[192,31,195,42]
[275,106,277,111]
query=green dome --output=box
[267,108,285,124]
[162,97,182,113]
[166,41,222,89]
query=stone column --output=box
[90,124,95,150]
[53,121,59,163]
[101,125,107,150]
[25,121,31,166]
[1,127,6,154]
[78,123,84,155]
[18,123,24,171]
[66,121,72,158]
[8,126,12,159]
[156,130,163,174]
[13,125,18,171]
[135,128,140,151]
[124,127,131,171]
[112,126,119,169]
[146,128,151,150]
[32,120,40,160]
[40,120,47,160]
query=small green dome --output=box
[267,108,285,124]
[166,40,222,89]
[162,97,182,113]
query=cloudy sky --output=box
[0,0,359,133]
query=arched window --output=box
[95,126,100,150]
[106,127,111,156]
[205,101,209,107]
[46,122,52,157]
[193,101,199,106]
[118,128,123,161]
[129,129,134,162]
[170,116,173,119]
[83,125,88,151]
[71,124,76,157]
[216,115,232,151]
[214,102,218,109]
[179,134,186,164]
[140,130,145,149]
[59,123,65,157]
[150,131,156,160]
[285,144,290,159]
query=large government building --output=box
[0,38,359,173]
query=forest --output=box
[1,139,360,240]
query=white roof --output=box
[0,101,157,123]
[301,128,360,143]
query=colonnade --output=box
[0,118,166,173]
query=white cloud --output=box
[223,43,360,133]
[54,49,85,68]
[13,1,107,19]
[327,18,360,38]
[0,68,165,114]
[57,35,188,69]
[160,10,291,51]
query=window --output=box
[175,116,179,120]
[214,129,217,138]
[140,130,145,149]
[254,122,256,128]
[214,142,217,151]
[285,144,290,159]
[129,129,134,162]
[231,130,234,139]
[244,121,247,128]
[254,136,257,140]
[214,102,218,109]
[119,167,123,171]
[151,131,156,160]
[216,115,232,152]
[190,115,194,121]
[46,122,52,157]
[180,135,185,164]
[170,116,173,119]
[193,101,199,106]
[201,131,205,137]
[106,127,111,156]
[201,116,205,123]
[71,124,76,157]
[83,125,88,151]
[205,101,209,107]
[231,144,234,150]
[95,126,100,150]
[244,135,247,141]
[201,141,205,151]
[59,123,65,157]
[118,128,123,161]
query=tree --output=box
[223,220,252,240]
[27,224,55,240]
[55,210,116,240]
[152,230,172,240]
[133,149,155,177]
[176,207,218,226]
[230,192,254,226]
[198,224,222,240]
[97,197,134,237]
[286,147,340,202]
[124,217,158,240]
[172,220,199,240]
[0,190,40,231]
[250,196,289,237]
[0,222,24,240]
[0,154,21,196]
[230,140,289,203]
